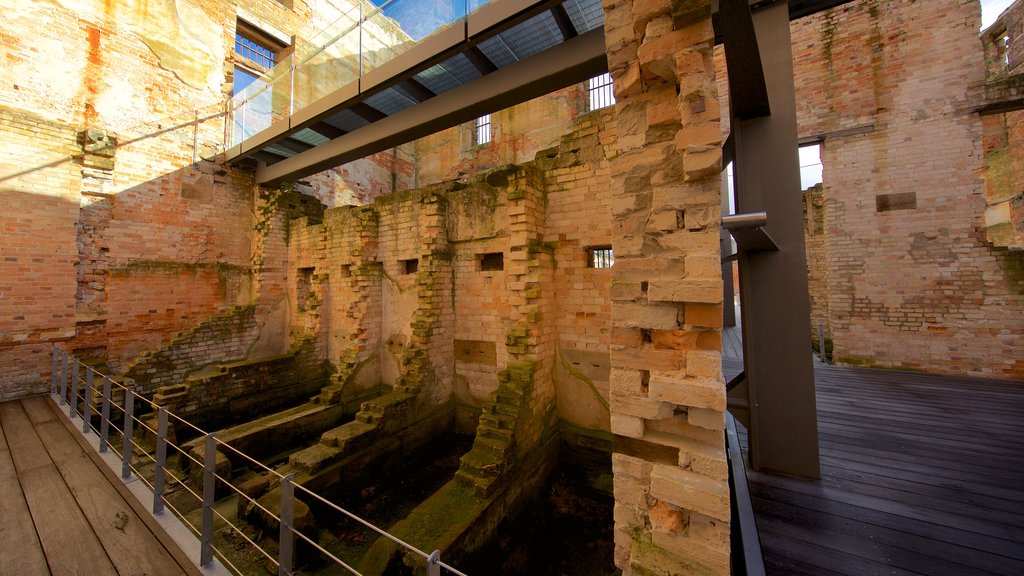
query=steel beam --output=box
[729,1,820,478]
[257,28,607,185]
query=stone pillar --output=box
[603,0,730,574]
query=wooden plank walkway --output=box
[0,395,200,576]
[724,358,1024,576]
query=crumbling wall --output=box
[803,183,831,351]
[787,0,1024,378]
[602,0,730,574]
[542,109,617,438]
[0,0,419,400]
[414,85,589,187]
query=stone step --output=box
[471,434,511,457]
[454,468,499,497]
[478,423,514,442]
[319,420,376,449]
[479,414,515,432]
[459,448,504,478]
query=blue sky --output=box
[982,0,1015,29]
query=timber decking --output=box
[724,358,1024,576]
[0,395,199,576]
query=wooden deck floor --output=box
[724,358,1024,576]
[0,395,199,576]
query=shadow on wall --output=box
[0,105,292,401]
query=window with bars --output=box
[474,114,492,145]
[588,246,614,269]
[588,73,615,111]
[235,31,277,70]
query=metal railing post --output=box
[83,368,93,433]
[153,407,169,514]
[58,352,68,406]
[99,376,112,453]
[288,53,295,118]
[121,389,135,480]
[819,324,826,362]
[50,348,58,394]
[427,550,441,576]
[70,358,80,418]
[279,473,295,576]
[201,433,216,567]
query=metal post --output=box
[427,550,441,576]
[200,433,216,567]
[50,348,58,394]
[83,368,93,433]
[288,53,295,118]
[819,324,826,363]
[278,474,295,576]
[58,353,68,406]
[70,358,80,418]
[153,407,169,514]
[99,377,112,453]
[122,390,135,480]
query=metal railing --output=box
[49,348,468,576]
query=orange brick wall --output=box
[716,0,1023,378]
[0,0,417,399]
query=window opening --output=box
[479,252,504,271]
[235,29,277,70]
[474,114,492,145]
[588,246,614,269]
[588,73,616,111]
[402,258,419,275]
[799,143,823,190]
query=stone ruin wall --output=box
[285,110,619,441]
[0,0,415,400]
[790,0,1024,378]
[715,0,1023,378]
[982,0,1024,252]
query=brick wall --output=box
[786,0,1024,378]
[0,109,81,400]
[0,0,420,399]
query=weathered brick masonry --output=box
[0,0,415,399]
[789,0,1024,378]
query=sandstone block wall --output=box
[602,0,730,574]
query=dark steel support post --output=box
[731,1,820,477]
[201,433,216,567]
[70,358,79,418]
[99,377,112,453]
[153,407,168,514]
[58,353,68,406]
[83,369,93,433]
[121,390,135,479]
[50,348,58,394]
[279,474,295,576]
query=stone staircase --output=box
[455,364,532,497]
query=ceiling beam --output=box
[465,46,499,76]
[350,102,388,123]
[308,122,346,140]
[275,138,316,154]
[551,5,578,40]
[398,78,436,103]
[257,28,607,186]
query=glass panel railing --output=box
[229,0,520,150]
[229,56,293,148]
[292,3,362,112]
[361,0,462,79]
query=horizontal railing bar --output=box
[293,483,430,560]
[290,527,363,576]
[210,507,281,568]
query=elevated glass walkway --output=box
[225,0,607,185]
